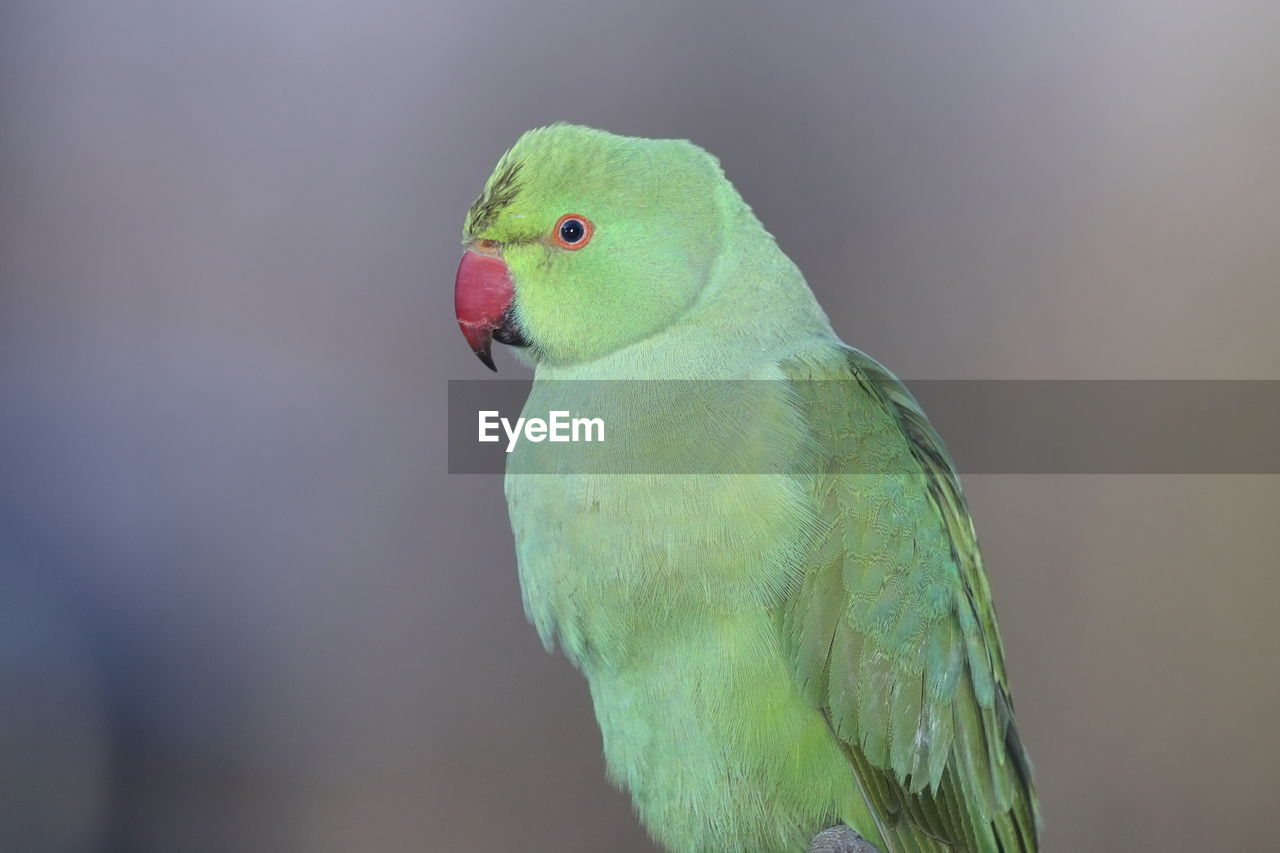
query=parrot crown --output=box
[467,157,524,236]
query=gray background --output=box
[2,1,1278,851]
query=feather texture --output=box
[780,345,1041,852]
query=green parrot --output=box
[453,124,1040,853]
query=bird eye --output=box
[553,213,593,250]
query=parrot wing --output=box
[779,345,1040,853]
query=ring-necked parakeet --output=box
[453,124,1040,853]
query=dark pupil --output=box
[559,219,585,243]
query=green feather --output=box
[780,346,1042,851]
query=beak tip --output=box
[476,349,497,372]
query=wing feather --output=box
[780,345,1041,852]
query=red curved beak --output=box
[454,249,515,371]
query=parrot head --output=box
[455,124,727,370]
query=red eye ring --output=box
[553,213,594,250]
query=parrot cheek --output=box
[454,249,526,371]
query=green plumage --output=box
[463,124,1040,852]
[783,350,1039,852]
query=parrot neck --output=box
[536,204,838,381]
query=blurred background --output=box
[2,1,1278,850]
